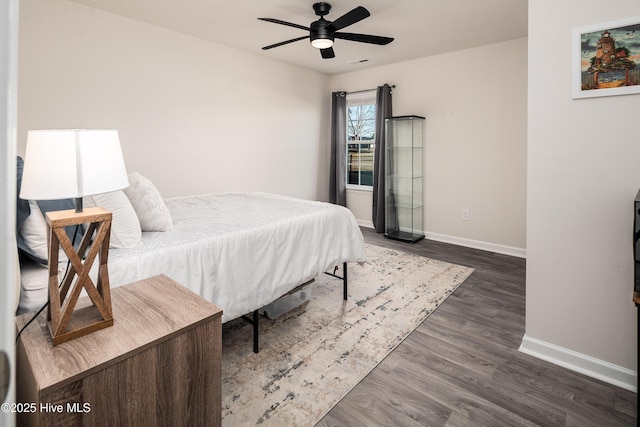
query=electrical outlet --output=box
[461,209,470,221]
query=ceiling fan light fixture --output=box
[259,3,393,59]
[311,37,334,49]
[310,17,334,50]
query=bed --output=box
[18,189,367,351]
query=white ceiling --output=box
[69,0,528,75]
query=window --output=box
[346,93,376,189]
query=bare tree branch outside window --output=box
[347,105,376,140]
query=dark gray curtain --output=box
[330,91,347,206]
[372,84,393,233]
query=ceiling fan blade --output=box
[262,35,309,50]
[334,32,394,45]
[257,18,309,32]
[320,47,335,59]
[330,6,370,31]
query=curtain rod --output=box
[346,84,395,95]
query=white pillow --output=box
[19,200,69,263]
[84,190,142,248]
[123,172,173,232]
[19,200,48,262]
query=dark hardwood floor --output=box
[317,228,637,426]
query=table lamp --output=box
[20,129,128,345]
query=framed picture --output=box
[573,16,640,99]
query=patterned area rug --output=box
[221,243,475,426]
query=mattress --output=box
[19,192,367,322]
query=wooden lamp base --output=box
[45,207,114,345]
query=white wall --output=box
[18,0,331,201]
[525,0,640,389]
[331,38,528,254]
[0,0,18,425]
[346,188,374,228]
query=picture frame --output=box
[572,16,640,99]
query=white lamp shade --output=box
[20,129,129,200]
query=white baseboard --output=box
[355,226,526,258]
[357,219,374,229]
[425,232,526,259]
[519,335,637,392]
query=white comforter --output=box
[20,192,367,322]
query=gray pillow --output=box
[16,156,30,230]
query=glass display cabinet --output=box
[384,115,425,243]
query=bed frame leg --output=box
[343,262,348,300]
[252,309,259,353]
[325,262,349,299]
[241,309,260,353]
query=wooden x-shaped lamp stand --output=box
[45,207,114,345]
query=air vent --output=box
[349,59,369,64]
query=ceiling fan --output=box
[258,2,394,59]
